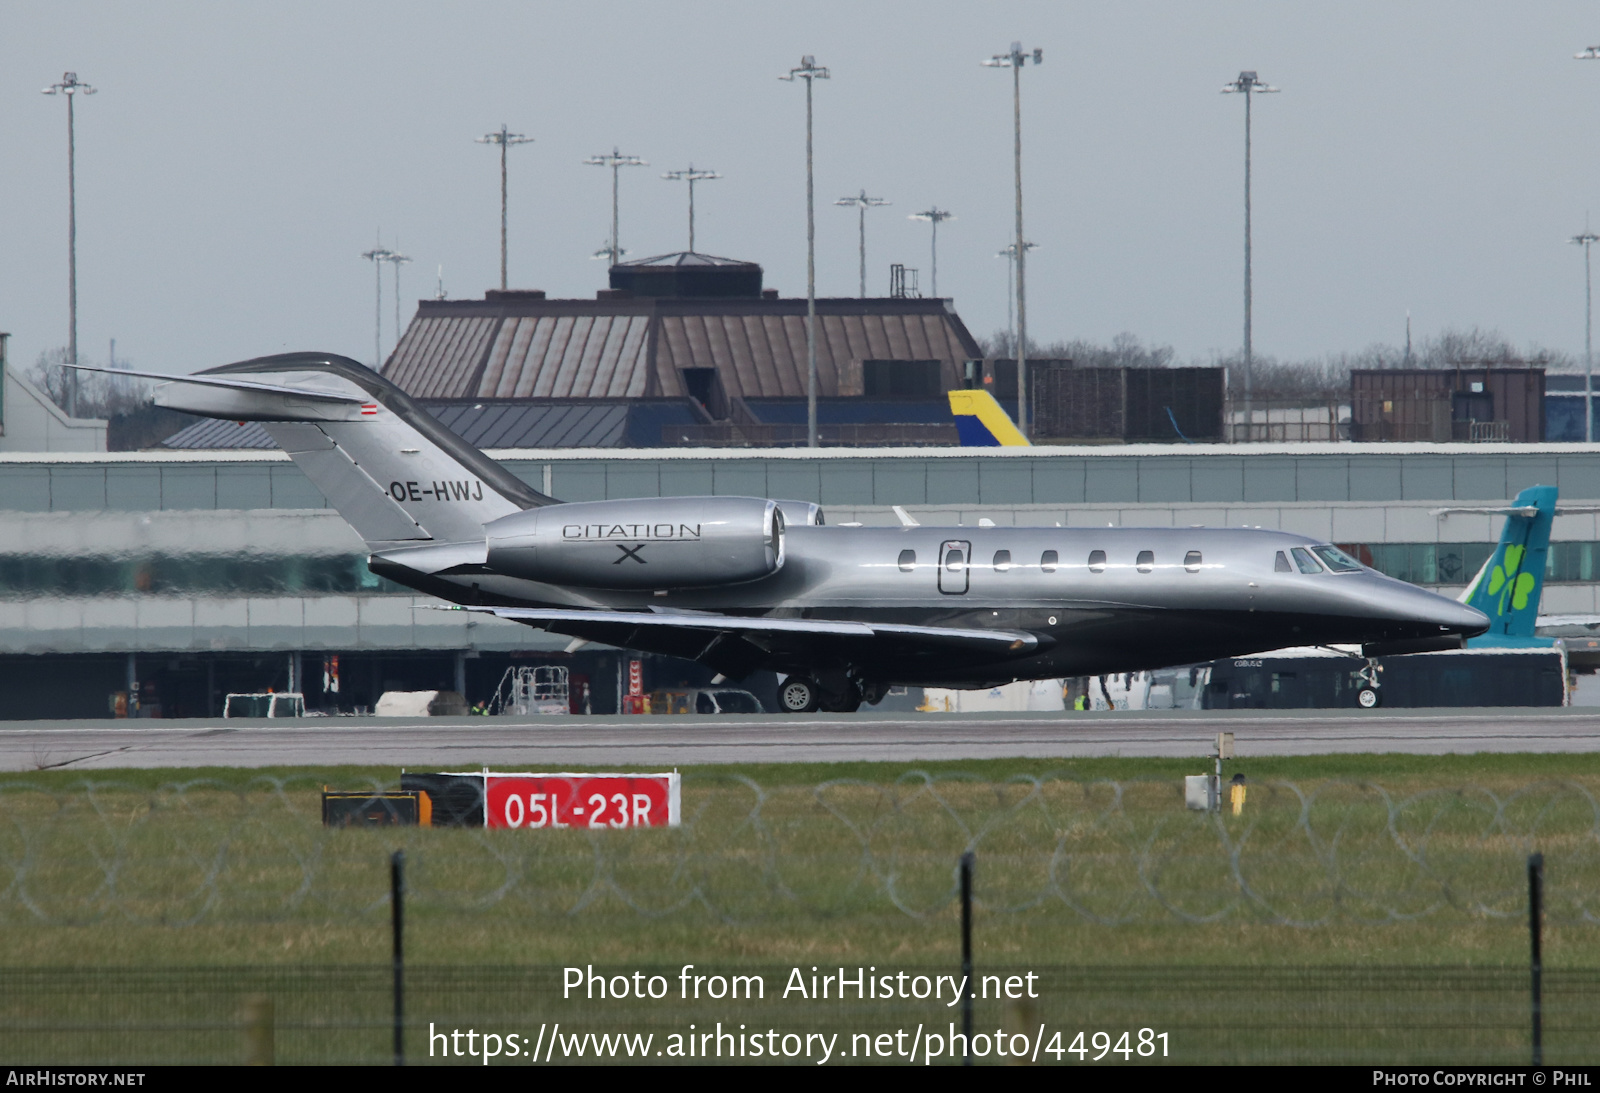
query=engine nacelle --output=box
[484,496,784,590]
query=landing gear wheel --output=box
[820,688,863,714]
[778,677,821,713]
[1357,687,1381,709]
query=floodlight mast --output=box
[661,164,721,252]
[42,71,96,418]
[782,55,830,447]
[910,207,955,298]
[984,43,1041,438]
[836,190,889,298]
[475,126,533,292]
[1573,229,1600,442]
[1222,70,1279,440]
[585,147,648,268]
[361,244,395,368]
[996,240,1038,349]
[382,249,413,361]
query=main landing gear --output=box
[776,674,883,713]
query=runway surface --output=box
[2,708,1599,771]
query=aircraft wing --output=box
[445,605,1040,674]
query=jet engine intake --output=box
[484,496,784,590]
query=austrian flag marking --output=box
[360,403,378,415]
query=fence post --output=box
[1529,852,1543,1067]
[960,850,974,1067]
[392,849,406,1067]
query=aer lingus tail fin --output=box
[1459,485,1556,640]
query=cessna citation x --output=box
[89,353,1490,713]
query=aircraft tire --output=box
[778,677,821,713]
[1357,687,1381,709]
[820,688,863,714]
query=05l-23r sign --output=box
[483,773,682,829]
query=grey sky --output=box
[5,2,1600,378]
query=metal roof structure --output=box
[380,293,983,403]
[163,399,709,450]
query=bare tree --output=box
[27,347,150,419]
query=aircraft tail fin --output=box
[127,353,555,547]
[948,388,1030,447]
[1459,485,1556,639]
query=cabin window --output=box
[1291,547,1324,574]
[1275,551,1292,572]
[898,549,916,573]
[1137,550,1155,573]
[945,549,965,572]
[993,549,1012,572]
[1185,550,1202,572]
[1087,550,1105,573]
[1041,550,1059,573]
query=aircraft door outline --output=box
[939,540,971,594]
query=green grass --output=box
[3,753,1600,970]
[7,755,1600,1064]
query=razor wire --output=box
[3,773,1600,928]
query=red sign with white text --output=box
[484,773,680,829]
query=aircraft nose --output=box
[1386,579,1490,637]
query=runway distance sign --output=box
[482,772,681,829]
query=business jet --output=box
[81,353,1489,713]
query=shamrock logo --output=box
[1485,544,1537,615]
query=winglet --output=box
[948,389,1030,447]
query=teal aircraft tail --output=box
[1460,485,1557,641]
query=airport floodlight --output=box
[382,250,413,359]
[585,148,648,268]
[984,43,1041,438]
[909,207,955,298]
[1573,228,1600,442]
[835,190,890,298]
[361,245,396,368]
[590,242,628,261]
[996,240,1039,347]
[781,56,830,447]
[1221,70,1279,438]
[476,126,534,291]
[661,164,722,252]
[42,71,97,418]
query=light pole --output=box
[1573,230,1600,442]
[909,207,955,298]
[984,43,1041,438]
[1222,70,1279,440]
[996,240,1038,351]
[42,71,96,418]
[585,147,648,267]
[836,190,889,298]
[476,126,533,292]
[661,164,721,253]
[383,249,413,360]
[361,245,395,368]
[782,56,829,447]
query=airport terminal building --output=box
[5,441,1600,718]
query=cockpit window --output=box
[1291,547,1324,573]
[1312,544,1363,573]
[1275,551,1292,573]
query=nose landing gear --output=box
[1355,657,1383,709]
